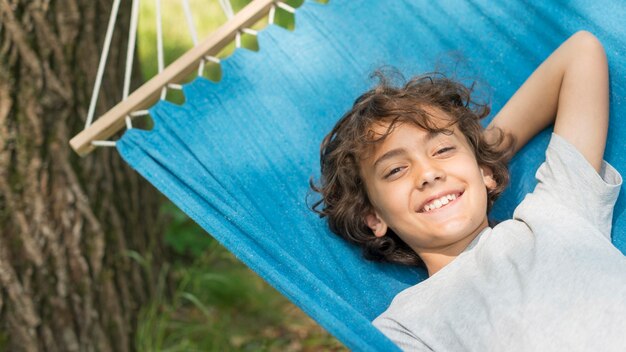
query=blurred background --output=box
[0,0,345,350]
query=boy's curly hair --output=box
[310,70,516,268]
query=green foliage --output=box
[134,214,346,351]
[161,201,214,258]
[0,331,8,352]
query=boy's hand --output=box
[488,31,609,172]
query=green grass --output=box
[134,1,345,350]
[135,202,345,351]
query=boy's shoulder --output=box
[513,132,622,239]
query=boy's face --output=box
[359,112,495,258]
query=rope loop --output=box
[276,1,296,13]
[269,4,276,24]
[235,30,242,48]
[204,56,221,64]
[92,140,117,147]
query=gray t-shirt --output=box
[373,133,626,351]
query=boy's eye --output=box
[436,146,455,155]
[384,167,405,179]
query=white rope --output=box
[197,59,205,78]
[156,0,167,100]
[269,5,276,24]
[204,55,221,64]
[91,140,117,147]
[182,0,198,45]
[235,31,241,48]
[218,0,235,19]
[130,110,150,117]
[85,0,121,128]
[241,28,258,36]
[276,1,296,13]
[123,0,141,130]
[181,0,204,76]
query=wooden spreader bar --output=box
[70,0,275,156]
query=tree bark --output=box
[0,0,169,350]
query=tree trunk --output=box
[0,0,169,350]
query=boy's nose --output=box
[416,165,445,189]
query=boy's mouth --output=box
[417,191,464,213]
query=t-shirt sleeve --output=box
[373,316,434,351]
[528,132,622,238]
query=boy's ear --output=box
[480,166,497,191]
[364,211,388,238]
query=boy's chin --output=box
[419,218,488,246]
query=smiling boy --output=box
[313,31,626,351]
[361,114,497,276]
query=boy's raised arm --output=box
[486,30,609,173]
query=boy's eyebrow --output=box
[373,131,443,169]
[373,148,408,169]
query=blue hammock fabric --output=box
[117,1,625,350]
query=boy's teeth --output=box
[423,193,457,212]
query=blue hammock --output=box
[117,1,626,350]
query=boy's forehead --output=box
[361,120,460,162]
[367,110,458,142]
[368,107,454,133]
[358,106,461,159]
